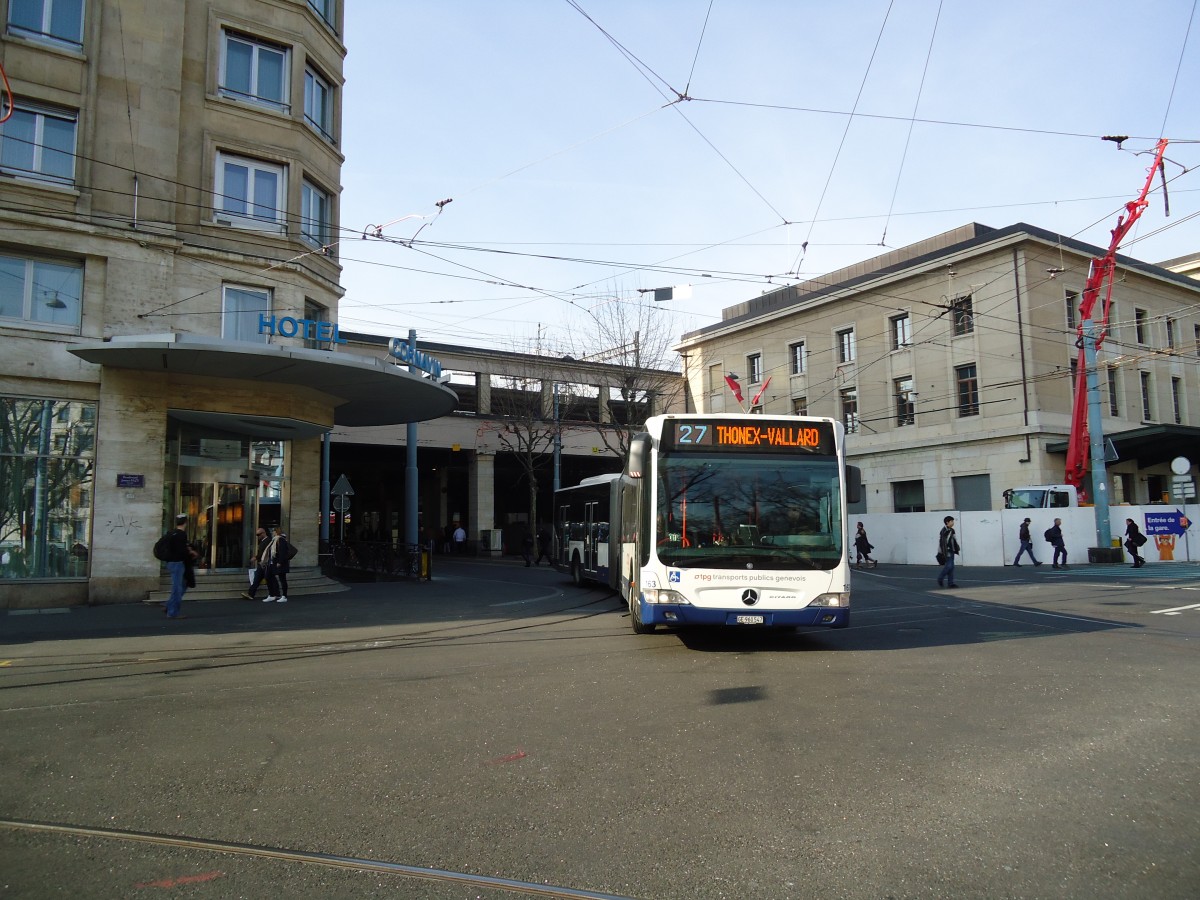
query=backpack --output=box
[153,532,173,561]
[1043,528,1055,543]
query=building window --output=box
[214,152,286,232]
[840,387,858,434]
[956,364,979,417]
[301,180,331,247]
[1064,289,1078,331]
[222,285,270,343]
[1166,317,1176,350]
[0,397,95,580]
[1195,323,1200,355]
[1107,365,1119,417]
[746,353,762,384]
[304,67,335,142]
[7,0,83,48]
[892,480,925,513]
[951,294,974,335]
[1140,371,1152,421]
[791,396,807,416]
[307,0,336,28]
[788,341,806,375]
[894,376,915,426]
[837,328,856,363]
[0,103,77,186]
[0,252,82,330]
[220,31,290,113]
[890,314,911,350]
[1172,377,1182,424]
[303,298,327,350]
[1134,308,1147,344]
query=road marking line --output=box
[1149,602,1200,616]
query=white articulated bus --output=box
[555,413,860,634]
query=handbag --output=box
[248,567,256,585]
[286,541,298,560]
[936,551,946,566]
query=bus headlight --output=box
[808,592,849,608]
[642,589,689,605]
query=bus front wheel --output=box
[630,593,656,634]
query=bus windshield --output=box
[655,453,844,570]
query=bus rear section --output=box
[618,415,855,634]
[554,474,620,589]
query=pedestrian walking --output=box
[161,513,198,619]
[936,516,959,588]
[534,528,552,566]
[452,521,467,554]
[1124,518,1147,568]
[241,525,281,602]
[854,522,877,568]
[264,527,292,602]
[1012,517,1043,567]
[1045,518,1068,569]
[521,530,535,567]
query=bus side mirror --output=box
[627,433,650,479]
[846,465,862,505]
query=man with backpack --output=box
[1045,518,1068,569]
[156,514,197,619]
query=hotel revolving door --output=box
[165,426,288,573]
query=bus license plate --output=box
[735,615,765,625]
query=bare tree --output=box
[567,295,684,458]
[475,358,577,534]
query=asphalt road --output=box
[2,559,1199,899]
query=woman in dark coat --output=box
[854,522,877,568]
[1124,518,1146,568]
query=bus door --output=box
[585,501,599,573]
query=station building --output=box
[328,332,684,556]
[675,223,1200,513]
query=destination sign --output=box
[663,419,836,455]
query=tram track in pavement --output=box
[0,817,638,899]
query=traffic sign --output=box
[331,473,355,496]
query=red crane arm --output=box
[1063,138,1169,499]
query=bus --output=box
[555,413,861,633]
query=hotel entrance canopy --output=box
[68,333,458,433]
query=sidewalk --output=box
[0,556,566,642]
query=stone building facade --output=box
[676,223,1200,513]
[0,1,455,608]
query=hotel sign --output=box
[255,316,444,379]
[258,315,347,344]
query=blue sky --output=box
[335,1,1200,356]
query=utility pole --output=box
[405,328,419,551]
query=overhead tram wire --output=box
[689,97,1191,144]
[1158,0,1197,140]
[879,0,944,248]
[790,0,897,277]
[564,0,790,224]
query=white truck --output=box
[1003,485,1080,510]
